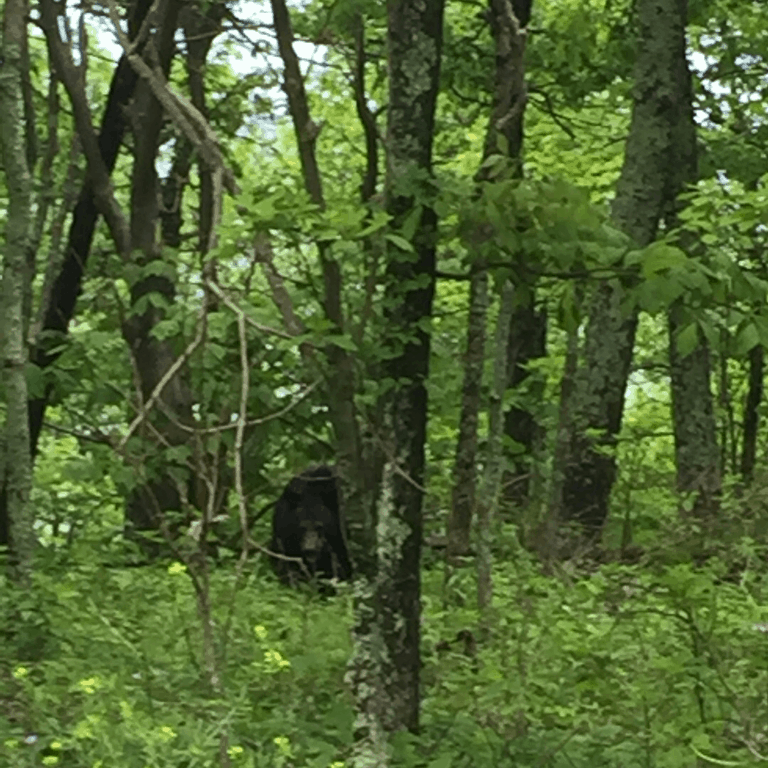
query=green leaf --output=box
[25,363,46,398]
[733,322,759,357]
[326,334,358,352]
[138,259,176,282]
[699,318,719,350]
[675,322,700,358]
[356,211,391,239]
[754,316,768,346]
[386,233,414,252]
[634,276,685,314]
[401,205,424,241]
[641,242,688,278]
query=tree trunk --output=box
[539,287,583,563]
[560,282,639,537]
[477,281,516,628]
[446,0,531,558]
[495,0,541,509]
[503,301,546,507]
[717,345,736,476]
[121,0,192,553]
[0,0,35,581]
[378,0,444,729]
[559,0,687,540]
[447,269,489,558]
[349,1,444,758]
[28,0,154,454]
[668,306,720,518]
[663,0,720,521]
[270,0,371,572]
[741,343,763,485]
[0,0,154,549]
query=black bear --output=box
[269,465,353,588]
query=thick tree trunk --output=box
[559,0,687,539]
[447,269,489,558]
[348,2,444,760]
[0,0,35,581]
[377,0,444,731]
[560,282,639,536]
[741,343,763,485]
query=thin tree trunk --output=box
[668,306,721,518]
[741,343,763,485]
[447,268,489,558]
[540,287,583,563]
[28,0,154,453]
[161,139,193,249]
[0,0,35,582]
[717,346,735,475]
[663,0,721,522]
[447,0,530,558]
[0,0,154,550]
[270,0,370,570]
[559,0,687,540]
[504,301,546,507]
[497,0,541,510]
[477,281,516,627]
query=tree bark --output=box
[668,306,721,518]
[495,0,544,512]
[559,0,687,539]
[447,269,489,558]
[377,0,444,733]
[269,0,371,570]
[121,0,192,551]
[0,0,35,580]
[0,0,154,549]
[740,343,763,485]
[348,1,444,757]
[447,0,530,557]
[540,286,583,563]
[662,0,720,521]
[503,301,546,506]
[477,281,516,627]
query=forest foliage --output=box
[1,0,768,765]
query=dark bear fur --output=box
[269,465,353,587]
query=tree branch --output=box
[38,0,131,257]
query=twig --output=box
[118,305,206,451]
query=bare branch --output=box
[105,0,239,197]
[118,304,206,451]
[351,13,378,203]
[38,0,131,256]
